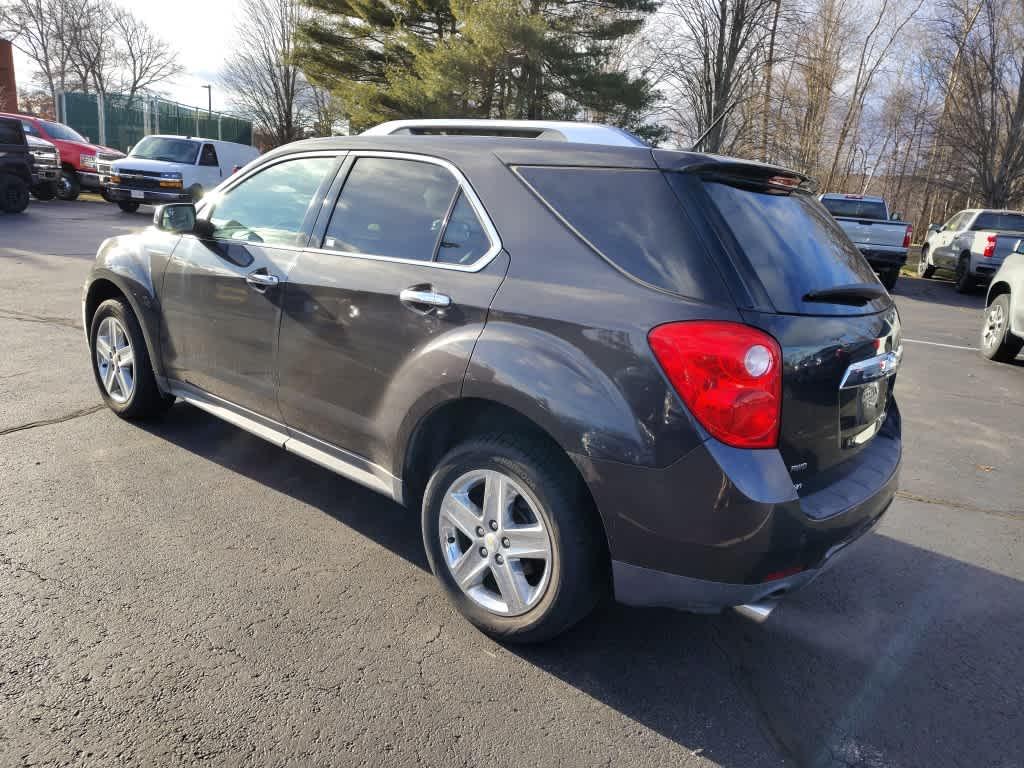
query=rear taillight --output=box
[648,321,782,449]
[902,225,913,249]
[983,235,997,258]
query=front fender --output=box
[84,230,179,379]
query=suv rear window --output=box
[515,166,728,303]
[696,180,886,315]
[820,197,888,220]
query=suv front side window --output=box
[322,157,460,262]
[207,156,335,247]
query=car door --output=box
[159,153,341,417]
[932,211,966,267]
[276,152,509,473]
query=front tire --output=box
[189,184,204,203]
[980,294,1023,362]
[917,246,935,278]
[0,173,30,213]
[57,169,80,201]
[117,201,140,213]
[422,434,607,643]
[89,298,174,419]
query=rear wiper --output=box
[803,283,888,305]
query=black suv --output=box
[0,116,32,214]
[83,130,902,641]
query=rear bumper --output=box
[575,403,901,613]
[107,186,191,205]
[858,246,908,270]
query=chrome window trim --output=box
[307,150,503,273]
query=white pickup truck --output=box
[819,193,912,291]
[919,209,1024,293]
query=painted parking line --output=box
[903,338,977,351]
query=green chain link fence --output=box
[58,92,253,152]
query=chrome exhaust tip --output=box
[733,602,777,624]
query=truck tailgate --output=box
[835,217,907,248]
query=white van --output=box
[107,135,260,212]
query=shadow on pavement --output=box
[894,274,988,310]
[143,403,1024,768]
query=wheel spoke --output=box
[103,361,117,393]
[491,560,529,614]
[115,366,132,398]
[117,347,134,368]
[441,492,481,539]
[482,471,511,527]
[450,549,489,589]
[95,336,112,360]
[505,525,550,561]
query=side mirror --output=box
[890,211,903,221]
[153,203,198,234]
[928,223,940,233]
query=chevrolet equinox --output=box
[83,124,902,642]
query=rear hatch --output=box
[656,153,902,486]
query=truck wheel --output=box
[189,184,205,203]
[101,187,115,203]
[980,294,1023,363]
[954,254,973,293]
[117,201,140,213]
[880,269,898,292]
[917,246,935,279]
[0,174,31,213]
[31,182,57,201]
[422,434,608,643]
[57,169,80,201]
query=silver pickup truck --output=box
[819,193,911,291]
[919,209,1024,293]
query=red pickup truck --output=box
[0,112,124,201]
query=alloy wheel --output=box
[94,316,136,403]
[438,469,553,617]
[983,302,1006,349]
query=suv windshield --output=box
[131,137,200,164]
[41,120,87,142]
[820,197,888,220]
[696,179,889,315]
[972,212,1024,231]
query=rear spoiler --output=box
[652,149,816,193]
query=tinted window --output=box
[323,157,458,261]
[200,144,219,166]
[208,157,334,247]
[971,212,1024,231]
[943,212,967,230]
[40,120,85,142]
[435,191,492,265]
[517,167,726,301]
[0,118,25,145]
[820,197,887,220]
[700,180,885,315]
[20,120,38,137]
[131,136,200,164]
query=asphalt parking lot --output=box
[1,200,1022,768]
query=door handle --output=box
[246,270,279,290]
[400,288,451,309]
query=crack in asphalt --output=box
[896,490,1023,521]
[0,405,105,438]
[0,309,82,331]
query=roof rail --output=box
[361,119,648,148]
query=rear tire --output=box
[954,254,973,293]
[57,169,80,201]
[880,269,898,292]
[0,173,30,213]
[980,294,1023,362]
[422,434,607,643]
[117,201,140,213]
[89,298,174,420]
[917,246,935,279]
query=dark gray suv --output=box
[83,132,902,641]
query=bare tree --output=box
[109,6,181,105]
[220,0,310,147]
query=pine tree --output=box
[297,0,663,141]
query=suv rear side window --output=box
[696,179,884,315]
[323,157,459,261]
[516,166,728,302]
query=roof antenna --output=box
[688,99,741,152]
